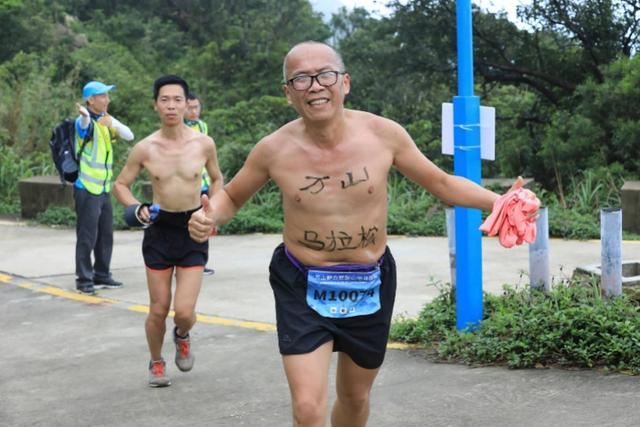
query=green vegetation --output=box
[0,0,639,235]
[390,281,640,374]
[2,1,639,374]
[35,205,76,227]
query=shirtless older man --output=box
[113,75,223,387]
[189,42,534,426]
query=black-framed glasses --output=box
[286,71,346,91]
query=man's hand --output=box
[505,176,540,220]
[138,205,151,223]
[76,103,89,117]
[97,113,113,127]
[506,176,524,194]
[189,194,215,243]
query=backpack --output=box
[48,118,92,184]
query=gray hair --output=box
[282,41,346,82]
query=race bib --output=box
[306,267,381,318]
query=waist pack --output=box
[48,118,92,184]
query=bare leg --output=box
[145,267,173,360]
[330,352,380,427]
[173,266,204,335]
[282,340,334,427]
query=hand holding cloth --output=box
[480,188,540,248]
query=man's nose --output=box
[309,76,324,91]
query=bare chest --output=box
[144,144,204,183]
[272,143,392,211]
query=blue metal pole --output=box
[454,0,483,330]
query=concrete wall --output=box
[18,175,74,219]
[18,176,155,221]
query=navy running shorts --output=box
[142,208,208,270]
[268,243,397,369]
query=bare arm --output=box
[214,142,271,222]
[389,121,498,211]
[189,139,272,242]
[113,143,146,208]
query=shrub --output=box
[218,185,283,234]
[35,206,76,227]
[33,197,131,230]
[387,173,445,236]
[0,146,51,215]
[390,281,640,374]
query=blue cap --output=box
[82,81,115,99]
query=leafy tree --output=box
[210,95,298,179]
[0,0,54,62]
[1,0,639,235]
[0,53,77,154]
[573,55,640,174]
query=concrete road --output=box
[2,220,639,323]
[1,219,640,426]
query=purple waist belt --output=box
[284,246,383,273]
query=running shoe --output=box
[93,277,123,289]
[76,282,96,295]
[148,359,171,387]
[173,327,195,372]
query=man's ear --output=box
[283,84,293,105]
[342,73,351,96]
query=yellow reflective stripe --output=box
[79,172,104,185]
[83,160,112,169]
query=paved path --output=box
[1,220,639,426]
[2,220,639,323]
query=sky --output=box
[340,0,531,23]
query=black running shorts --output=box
[142,208,208,270]
[268,243,397,369]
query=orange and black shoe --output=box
[148,358,171,387]
[173,327,195,372]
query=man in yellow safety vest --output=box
[74,80,134,294]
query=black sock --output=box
[174,326,188,339]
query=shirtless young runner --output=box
[188,42,538,426]
[113,75,223,387]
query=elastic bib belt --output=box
[154,207,200,229]
[284,246,383,273]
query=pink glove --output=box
[480,188,540,248]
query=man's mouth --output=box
[308,98,329,106]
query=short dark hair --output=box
[153,75,189,100]
[187,91,199,101]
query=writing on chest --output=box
[297,166,371,195]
